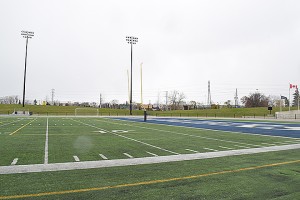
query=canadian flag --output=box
[290,84,298,89]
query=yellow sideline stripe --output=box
[9,119,37,136]
[0,159,299,199]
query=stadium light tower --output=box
[21,30,34,107]
[126,36,138,115]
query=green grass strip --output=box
[1,159,299,199]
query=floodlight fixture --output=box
[21,30,34,107]
[126,36,138,115]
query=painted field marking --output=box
[9,119,37,136]
[185,149,199,153]
[284,140,299,143]
[115,118,300,140]
[99,154,108,160]
[111,132,180,155]
[1,159,299,199]
[204,148,218,152]
[112,130,129,133]
[44,118,49,164]
[146,151,158,157]
[93,130,107,134]
[11,158,18,166]
[234,145,250,149]
[73,156,80,162]
[261,143,276,146]
[73,119,180,155]
[104,119,264,148]
[123,153,134,158]
[219,146,234,150]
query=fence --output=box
[0,110,286,119]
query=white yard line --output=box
[73,156,80,162]
[99,154,108,160]
[185,149,199,153]
[11,158,18,165]
[123,153,134,158]
[44,118,49,164]
[146,151,158,157]
[111,132,180,155]
[103,119,263,148]
[204,148,219,152]
[73,119,180,155]
[2,144,299,175]
[0,119,23,128]
[219,146,234,150]
[233,145,250,149]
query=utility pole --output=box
[207,81,211,107]
[126,36,138,115]
[99,93,102,108]
[51,89,55,105]
[165,91,168,111]
[140,62,143,104]
[21,30,34,107]
[234,88,238,108]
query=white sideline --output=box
[1,144,299,175]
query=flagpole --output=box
[289,84,291,111]
[280,94,282,112]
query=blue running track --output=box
[112,117,300,139]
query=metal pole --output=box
[130,43,133,115]
[140,62,143,105]
[22,37,29,107]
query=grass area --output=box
[0,104,298,117]
[0,116,299,199]
[0,150,299,199]
[1,117,299,166]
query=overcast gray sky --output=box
[1,0,299,105]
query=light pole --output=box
[21,30,34,107]
[126,36,138,115]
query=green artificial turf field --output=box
[0,116,299,199]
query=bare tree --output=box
[189,101,197,109]
[168,90,186,110]
[168,90,178,110]
[241,92,269,107]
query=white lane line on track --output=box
[11,158,18,165]
[73,156,80,162]
[123,153,134,158]
[44,118,49,164]
[99,154,108,160]
[129,118,300,140]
